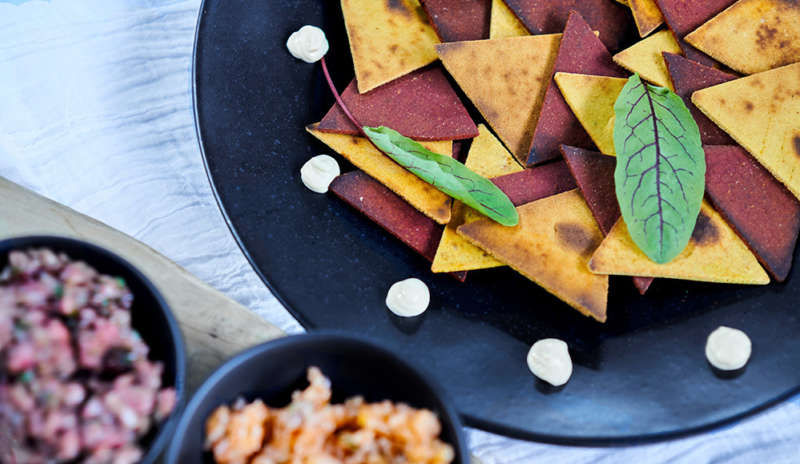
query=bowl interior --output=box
[168,333,468,463]
[0,235,185,463]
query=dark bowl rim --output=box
[166,331,470,464]
[0,234,188,464]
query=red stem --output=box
[320,57,364,135]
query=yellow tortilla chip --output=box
[613,30,680,89]
[629,0,665,38]
[554,72,628,156]
[307,124,453,224]
[431,125,523,273]
[458,190,609,322]
[685,0,800,75]
[489,0,529,39]
[589,202,769,284]
[692,62,800,201]
[436,34,562,163]
[341,0,440,93]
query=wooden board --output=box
[0,177,284,390]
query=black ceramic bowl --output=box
[167,332,468,463]
[0,236,186,464]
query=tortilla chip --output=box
[560,145,654,294]
[317,67,478,141]
[528,11,626,165]
[685,0,800,75]
[501,0,635,51]
[663,52,736,145]
[705,145,800,281]
[554,73,628,156]
[341,0,440,93]
[629,0,664,38]
[613,30,681,89]
[330,171,467,282]
[436,34,562,162]
[489,0,529,38]
[421,0,491,42]
[431,125,523,273]
[458,189,608,321]
[307,124,453,224]
[589,202,770,284]
[492,161,577,205]
[692,62,800,201]
[654,0,736,66]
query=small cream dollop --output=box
[386,278,430,317]
[527,339,572,387]
[705,326,751,371]
[300,155,340,193]
[286,25,329,63]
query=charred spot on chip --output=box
[744,101,754,112]
[555,222,600,256]
[756,24,779,49]
[793,135,800,156]
[386,0,410,14]
[691,211,720,246]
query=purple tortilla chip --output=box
[491,160,577,206]
[663,52,736,146]
[421,0,491,42]
[560,145,654,294]
[317,66,479,141]
[705,145,800,281]
[654,0,736,66]
[330,171,467,282]
[502,0,635,51]
[527,11,626,166]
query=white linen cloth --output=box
[1,1,798,462]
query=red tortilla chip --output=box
[527,11,626,165]
[491,160,577,205]
[420,0,491,42]
[501,0,635,51]
[653,0,736,66]
[663,52,736,146]
[705,145,800,281]
[330,171,467,282]
[316,67,478,141]
[560,145,653,294]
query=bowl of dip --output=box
[167,332,468,463]
[0,236,186,463]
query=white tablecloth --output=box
[1,1,798,462]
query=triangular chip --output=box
[589,202,770,284]
[560,145,654,294]
[341,0,440,93]
[613,30,681,89]
[685,0,800,75]
[492,161,577,206]
[663,52,736,145]
[629,0,664,38]
[421,0,491,42]
[692,62,800,200]
[307,124,453,224]
[458,189,609,321]
[654,0,736,66]
[317,67,478,141]
[432,125,523,273]
[554,73,628,156]
[489,0,529,39]
[437,34,562,162]
[330,171,466,282]
[528,11,626,165]
[501,0,635,51]
[705,145,800,281]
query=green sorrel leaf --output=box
[613,74,705,264]
[363,126,519,226]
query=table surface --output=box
[1,0,798,462]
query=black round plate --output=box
[193,0,800,444]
